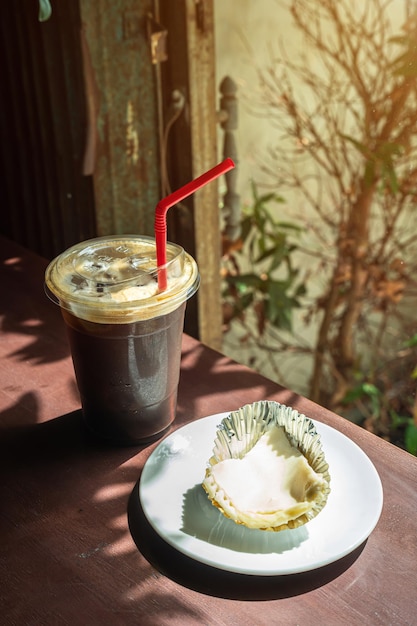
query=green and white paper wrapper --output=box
[204,400,331,531]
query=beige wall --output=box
[214,0,405,203]
[214,0,410,395]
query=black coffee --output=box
[62,303,186,445]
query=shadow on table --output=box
[127,480,366,601]
[0,250,71,365]
[1,407,206,624]
[0,407,147,479]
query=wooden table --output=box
[1,235,416,626]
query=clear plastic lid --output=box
[45,235,199,323]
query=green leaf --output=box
[275,221,303,233]
[342,387,365,403]
[237,292,254,312]
[342,382,380,404]
[295,283,307,297]
[362,383,380,397]
[227,273,264,290]
[257,192,280,205]
[255,237,286,265]
[340,133,370,157]
[404,422,417,456]
[255,245,278,264]
[404,334,417,348]
[265,282,294,330]
[239,218,252,244]
[250,179,259,202]
[382,164,399,194]
[389,410,411,429]
[377,142,403,159]
[269,246,288,273]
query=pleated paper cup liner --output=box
[203,400,331,531]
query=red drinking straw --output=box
[154,157,235,291]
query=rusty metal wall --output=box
[0,0,96,259]
[80,0,161,238]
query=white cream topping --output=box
[108,282,160,303]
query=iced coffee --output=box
[45,235,199,445]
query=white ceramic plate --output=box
[139,412,383,575]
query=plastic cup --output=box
[45,235,199,445]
